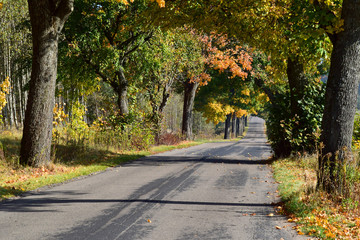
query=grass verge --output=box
[272,156,360,239]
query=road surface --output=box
[0,117,309,240]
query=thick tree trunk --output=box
[319,0,360,194]
[224,113,231,139]
[20,0,73,166]
[182,80,199,140]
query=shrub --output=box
[266,79,325,157]
[158,132,182,145]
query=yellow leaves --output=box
[114,0,134,4]
[109,0,165,7]
[325,19,344,34]
[0,2,3,10]
[53,104,68,126]
[152,0,165,7]
[241,89,250,96]
[235,109,247,118]
[201,99,234,124]
[257,93,269,103]
[0,77,10,120]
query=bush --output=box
[352,113,360,149]
[158,132,182,145]
[53,113,155,152]
[266,79,325,157]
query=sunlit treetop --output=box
[110,0,164,7]
[189,30,253,87]
[153,0,342,77]
[200,32,252,79]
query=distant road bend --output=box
[0,117,309,240]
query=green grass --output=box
[272,157,360,239]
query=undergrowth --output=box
[273,156,360,239]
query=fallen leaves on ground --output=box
[273,157,360,239]
[1,164,78,196]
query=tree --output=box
[133,28,191,142]
[318,0,360,194]
[62,0,164,116]
[20,0,74,166]
[158,0,330,155]
[193,33,258,139]
[172,28,206,140]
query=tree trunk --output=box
[116,68,129,115]
[287,57,308,117]
[20,0,73,167]
[236,117,240,137]
[224,113,231,139]
[240,116,244,136]
[231,112,236,138]
[319,0,360,194]
[182,79,199,140]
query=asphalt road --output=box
[0,117,309,240]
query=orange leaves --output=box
[191,72,211,86]
[199,32,252,80]
[356,218,360,227]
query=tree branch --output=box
[54,0,74,20]
[313,0,338,44]
[254,77,279,108]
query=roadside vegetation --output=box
[273,154,360,240]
